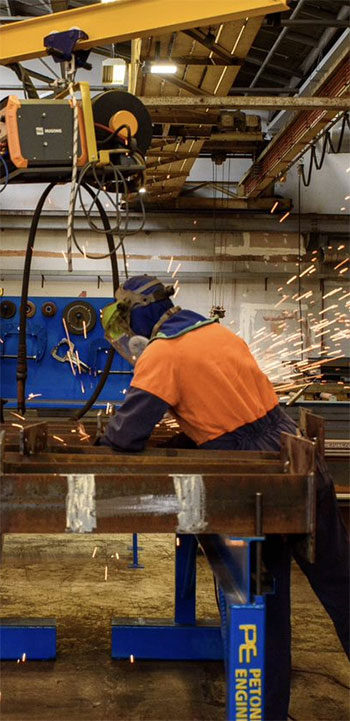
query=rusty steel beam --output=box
[0,472,314,535]
[141,96,350,111]
[3,452,285,475]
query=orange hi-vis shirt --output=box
[131,322,278,446]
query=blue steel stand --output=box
[0,618,56,660]
[112,533,266,721]
[112,534,223,660]
[128,533,144,569]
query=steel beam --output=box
[1,471,314,535]
[0,0,290,65]
[142,96,350,111]
[239,53,350,197]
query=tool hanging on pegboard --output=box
[62,300,96,335]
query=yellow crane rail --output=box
[0,0,290,65]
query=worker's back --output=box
[131,322,278,445]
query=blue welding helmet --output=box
[101,275,174,363]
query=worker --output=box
[99,274,349,721]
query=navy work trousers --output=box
[201,405,349,721]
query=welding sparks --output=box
[129,654,135,664]
[274,295,289,308]
[10,411,26,421]
[319,305,338,315]
[270,201,279,214]
[334,257,349,270]
[299,265,314,278]
[11,423,23,429]
[92,546,98,558]
[104,566,108,581]
[286,275,297,285]
[83,320,87,339]
[52,435,65,443]
[322,287,343,300]
[279,211,290,224]
[27,393,42,400]
[171,262,181,278]
[167,256,174,273]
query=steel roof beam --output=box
[0,0,290,65]
[141,96,350,110]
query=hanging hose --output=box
[17,182,120,417]
[17,182,56,414]
[72,183,119,421]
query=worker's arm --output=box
[98,386,168,452]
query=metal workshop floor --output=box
[0,534,349,721]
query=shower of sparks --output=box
[92,546,98,558]
[83,320,87,339]
[167,256,174,273]
[104,566,108,581]
[11,423,23,429]
[27,393,42,400]
[52,435,64,443]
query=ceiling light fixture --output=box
[147,62,177,75]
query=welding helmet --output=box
[101,276,175,364]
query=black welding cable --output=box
[17,182,56,414]
[72,183,119,421]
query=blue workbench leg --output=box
[226,598,266,721]
[174,534,197,625]
[112,534,222,660]
[128,533,144,569]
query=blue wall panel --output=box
[0,296,133,409]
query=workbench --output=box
[0,410,334,721]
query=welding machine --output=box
[0,83,153,185]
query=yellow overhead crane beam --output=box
[0,0,290,65]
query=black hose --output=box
[17,182,56,414]
[72,183,119,421]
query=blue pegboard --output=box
[0,296,133,409]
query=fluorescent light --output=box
[102,58,127,86]
[150,63,177,74]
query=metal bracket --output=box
[299,408,325,457]
[280,432,316,475]
[19,422,48,456]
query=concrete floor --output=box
[0,534,349,721]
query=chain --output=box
[66,56,79,273]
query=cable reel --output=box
[92,90,152,156]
